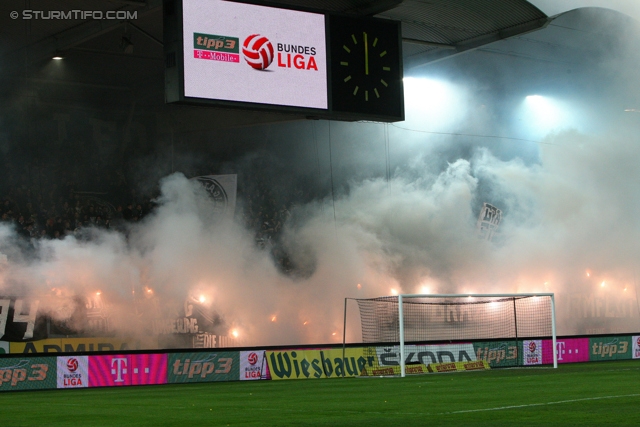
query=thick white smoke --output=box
[1,6,639,347]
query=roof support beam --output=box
[405,16,553,70]
[402,38,456,49]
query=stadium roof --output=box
[0,1,635,128]
[0,0,550,72]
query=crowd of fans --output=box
[0,166,155,240]
[0,155,321,276]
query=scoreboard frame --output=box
[164,0,404,122]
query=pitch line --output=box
[443,393,640,414]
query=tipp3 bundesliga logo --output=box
[194,32,319,71]
[193,32,240,63]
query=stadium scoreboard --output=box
[164,0,404,122]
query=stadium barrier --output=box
[0,334,638,391]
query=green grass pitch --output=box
[1,360,639,426]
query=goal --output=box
[344,293,557,377]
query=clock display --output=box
[341,31,391,101]
[329,15,404,121]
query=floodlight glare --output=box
[403,77,466,130]
[516,94,577,139]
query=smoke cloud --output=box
[1,7,639,347]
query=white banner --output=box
[375,344,476,366]
[523,340,542,365]
[240,350,267,380]
[192,174,237,218]
[476,203,502,241]
[633,336,640,359]
[57,356,89,388]
[0,342,8,354]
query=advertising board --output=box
[372,343,477,366]
[0,356,56,391]
[167,351,239,383]
[11,337,133,354]
[266,348,374,380]
[542,338,590,364]
[589,336,632,361]
[240,350,268,380]
[57,356,89,388]
[88,354,167,387]
[522,340,542,365]
[473,341,519,367]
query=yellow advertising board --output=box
[10,338,135,354]
[359,364,430,376]
[266,348,375,380]
[427,360,490,373]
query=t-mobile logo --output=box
[556,341,581,361]
[556,342,565,361]
[111,357,128,382]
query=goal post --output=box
[345,293,557,377]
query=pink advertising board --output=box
[88,354,167,387]
[542,338,590,364]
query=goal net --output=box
[346,293,557,376]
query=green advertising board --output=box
[589,336,632,361]
[168,352,239,383]
[473,341,520,368]
[0,356,56,391]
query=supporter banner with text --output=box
[634,336,640,359]
[167,351,239,383]
[0,297,46,341]
[192,174,237,217]
[0,341,9,354]
[267,348,374,380]
[0,356,56,391]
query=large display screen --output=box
[182,0,327,109]
[165,0,404,122]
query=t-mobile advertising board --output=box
[182,0,327,109]
[542,338,590,364]
[88,354,167,387]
